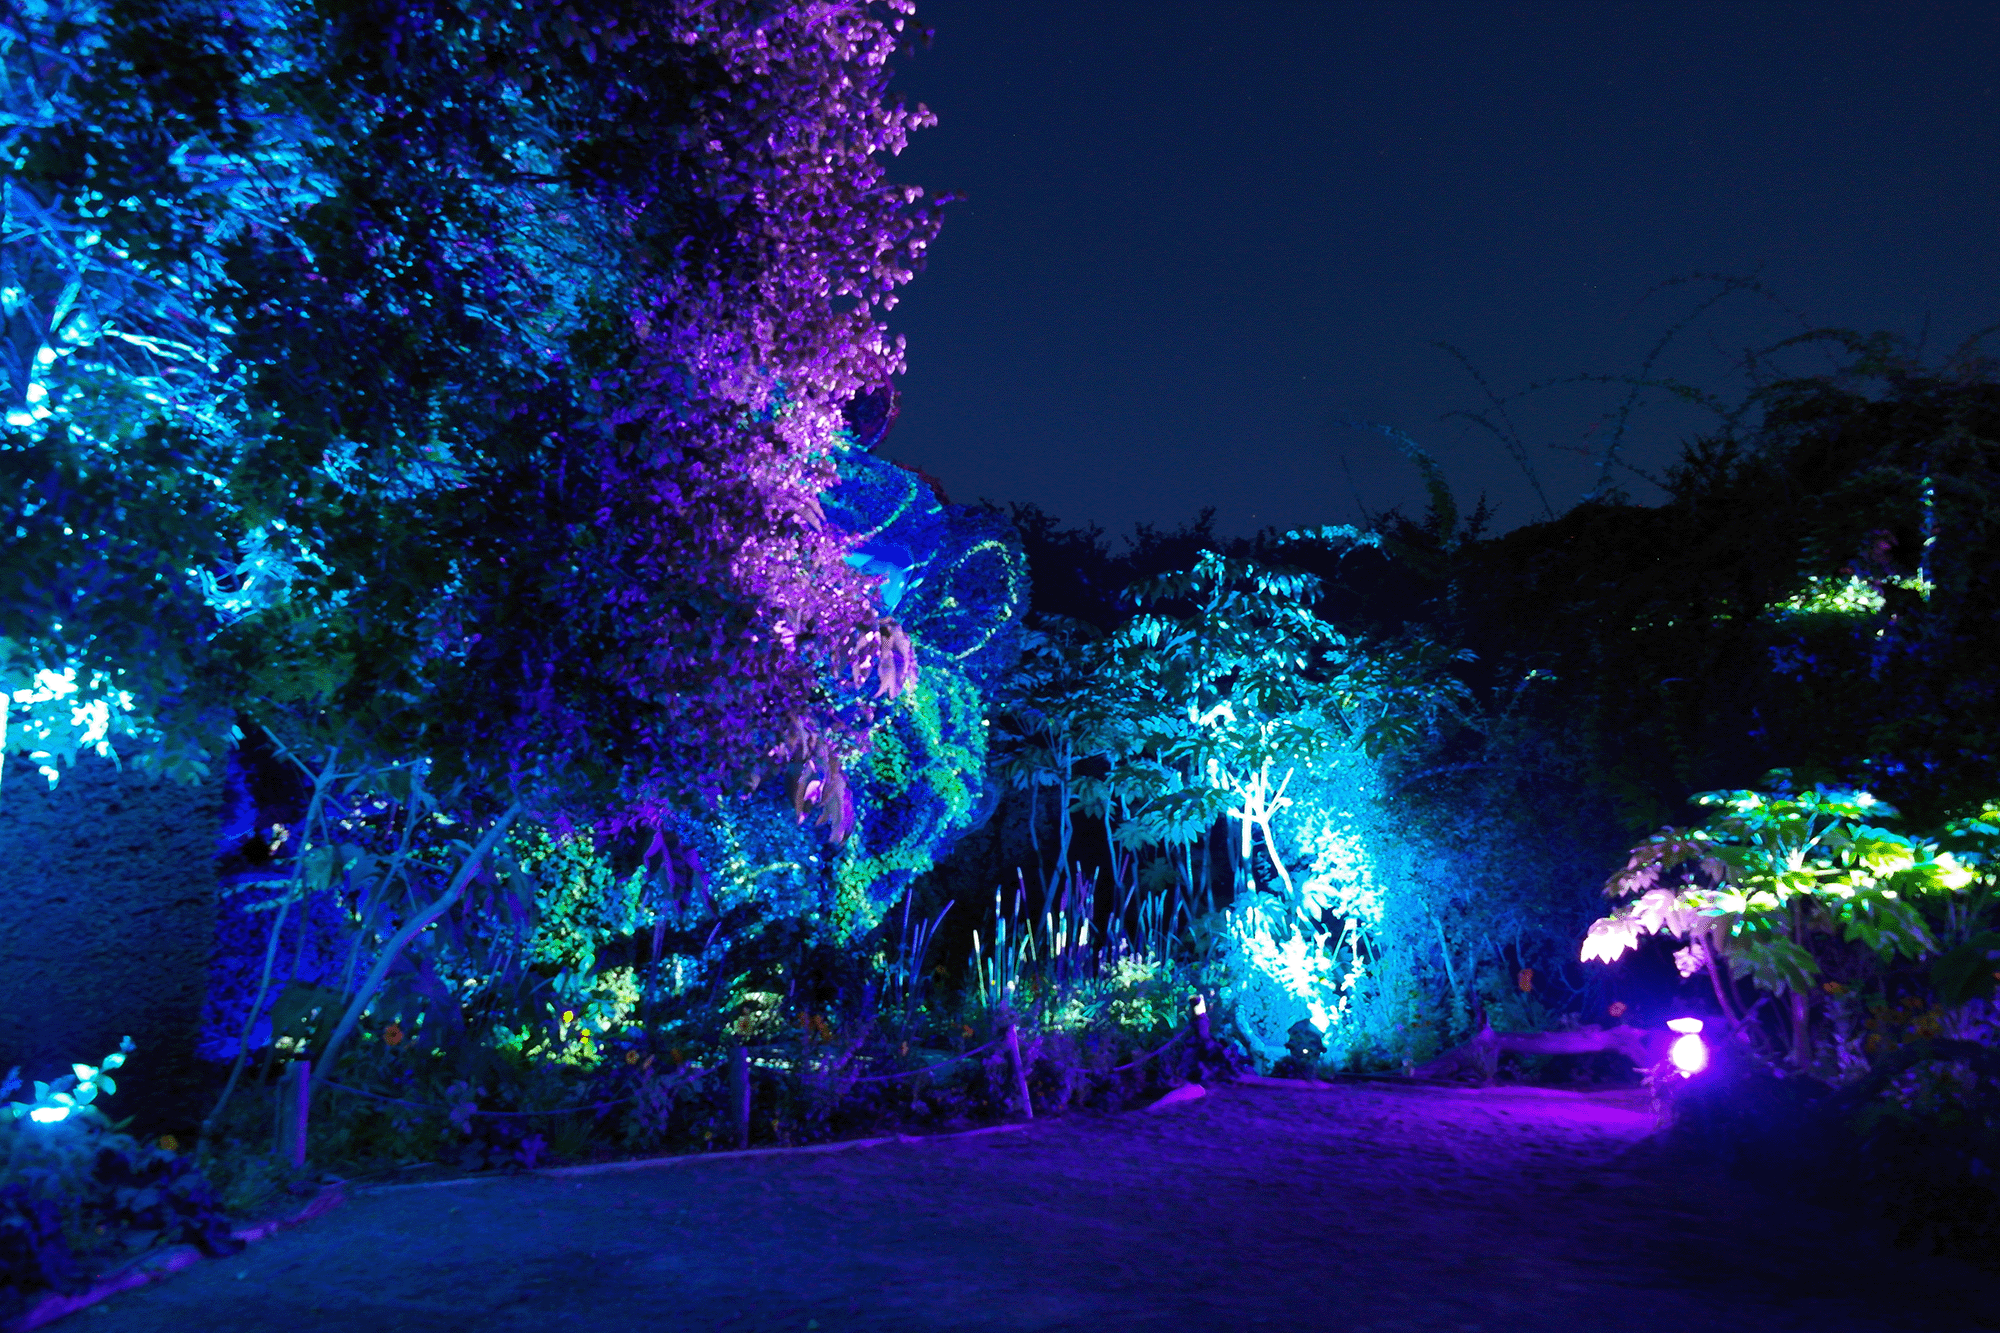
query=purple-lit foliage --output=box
[6,0,970,1130]
[222,0,943,828]
[4,0,944,833]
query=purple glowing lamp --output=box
[1666,1017,1708,1076]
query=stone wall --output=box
[0,754,224,1095]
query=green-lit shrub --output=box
[1,1043,238,1318]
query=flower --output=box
[1517,968,1535,993]
[626,1050,641,1065]
[383,1023,404,1047]
[1607,1001,1627,1019]
[158,1134,179,1152]
[1823,981,1847,996]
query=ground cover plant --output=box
[1,1041,241,1321]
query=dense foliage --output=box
[1585,778,2000,1066]
[4,0,2000,1291]
[1436,332,2000,829]
[2,0,943,822]
[2,1043,240,1318]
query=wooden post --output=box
[1002,1018,1033,1120]
[274,1060,310,1169]
[728,1043,751,1150]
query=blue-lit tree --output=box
[4,0,946,807]
[0,0,328,782]
[993,540,1476,1065]
[3,0,968,1120]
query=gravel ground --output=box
[67,1079,2000,1332]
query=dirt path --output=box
[75,1081,1999,1332]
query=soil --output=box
[66,1079,2000,1332]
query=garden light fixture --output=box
[1665,1017,1707,1076]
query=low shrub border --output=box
[1,1185,345,1333]
[3,1078,1236,1329]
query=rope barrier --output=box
[845,1037,1005,1085]
[1100,1027,1190,1073]
[321,1079,652,1119]
[318,1023,1202,1117]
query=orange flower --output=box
[626,1050,641,1065]
[1822,981,1847,996]
[1517,968,1535,993]
[1607,1001,1627,1019]
[158,1134,180,1152]
[383,1023,404,1047]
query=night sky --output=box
[879,2,2000,539]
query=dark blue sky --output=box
[879,2,2000,538]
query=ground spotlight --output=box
[1665,1017,1707,1076]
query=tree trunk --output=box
[1789,989,1812,1070]
[729,1042,751,1150]
[1790,903,1813,1069]
[274,1060,310,1169]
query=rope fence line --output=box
[313,1022,1208,1119]
[321,1079,644,1118]
[845,1037,1004,1084]
[1101,1027,1191,1073]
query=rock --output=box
[1145,1083,1207,1111]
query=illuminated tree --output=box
[2,0,945,825]
[1582,775,1997,1068]
[1446,330,2000,828]
[3,0,959,1117]
[0,0,327,781]
[993,541,1475,1063]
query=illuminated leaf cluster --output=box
[1582,773,1994,1002]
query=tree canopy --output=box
[2,0,945,829]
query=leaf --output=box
[1580,912,1644,964]
[1931,932,2000,1005]
[1839,890,1938,960]
[269,982,345,1044]
[1727,934,1817,995]
[302,844,337,892]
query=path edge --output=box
[362,1118,1036,1193]
[2,1186,346,1333]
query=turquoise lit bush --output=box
[1,1042,239,1318]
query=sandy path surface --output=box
[74,1081,1999,1332]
